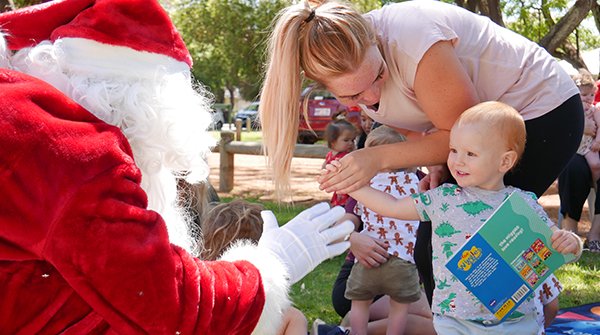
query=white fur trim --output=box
[59,37,190,78]
[220,240,291,335]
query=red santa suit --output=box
[0,0,353,334]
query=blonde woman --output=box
[260,0,582,201]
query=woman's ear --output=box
[302,71,312,81]
[499,150,518,173]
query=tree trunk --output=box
[486,0,504,27]
[538,0,592,53]
[557,40,588,70]
[226,86,236,112]
[592,0,600,33]
[0,0,14,12]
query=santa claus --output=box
[0,0,352,334]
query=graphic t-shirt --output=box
[412,184,549,321]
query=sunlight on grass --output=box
[555,252,600,308]
[214,197,600,327]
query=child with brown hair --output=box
[323,119,358,207]
[200,199,308,335]
[322,101,583,335]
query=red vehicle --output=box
[298,86,362,144]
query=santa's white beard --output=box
[10,40,216,256]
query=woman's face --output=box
[324,45,388,107]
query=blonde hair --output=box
[200,199,266,261]
[365,125,407,148]
[573,68,596,89]
[260,0,377,199]
[454,101,526,164]
[365,126,411,173]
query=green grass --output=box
[555,251,600,308]
[218,197,600,326]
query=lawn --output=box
[218,197,600,327]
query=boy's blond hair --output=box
[200,199,266,261]
[259,0,377,199]
[365,126,412,173]
[454,101,526,163]
[364,125,407,148]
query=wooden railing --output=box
[214,131,328,192]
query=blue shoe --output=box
[310,319,343,335]
[326,328,349,335]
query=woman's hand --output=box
[318,148,381,194]
[418,165,450,192]
[348,232,390,268]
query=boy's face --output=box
[447,123,511,191]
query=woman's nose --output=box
[360,86,380,105]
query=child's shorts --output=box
[345,255,421,303]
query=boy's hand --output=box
[550,226,582,255]
[320,160,342,177]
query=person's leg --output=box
[558,154,592,233]
[351,299,373,335]
[543,298,559,329]
[385,300,410,335]
[346,292,435,335]
[414,220,434,306]
[590,179,600,251]
[585,151,600,191]
[505,94,584,197]
[276,307,307,335]
[332,259,354,317]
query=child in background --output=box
[322,101,583,335]
[345,126,422,335]
[323,119,358,207]
[355,108,374,149]
[573,68,600,188]
[200,200,308,335]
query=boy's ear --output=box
[499,151,518,173]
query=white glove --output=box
[258,202,354,284]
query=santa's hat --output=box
[0,0,193,77]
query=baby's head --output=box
[448,102,525,190]
[200,199,265,261]
[365,125,407,148]
[325,119,357,153]
[573,68,597,110]
[365,125,416,173]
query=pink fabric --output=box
[325,151,350,207]
[0,70,263,334]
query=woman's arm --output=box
[318,41,479,194]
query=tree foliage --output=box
[172,0,288,107]
[4,0,598,105]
